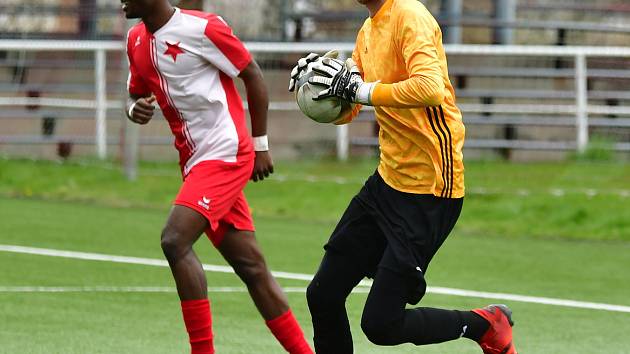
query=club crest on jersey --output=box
[164,41,184,62]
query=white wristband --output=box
[253,135,269,151]
[127,101,138,119]
[356,82,377,105]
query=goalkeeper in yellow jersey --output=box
[289,1,517,353]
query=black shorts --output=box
[325,171,463,305]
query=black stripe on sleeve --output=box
[426,107,448,198]
[438,106,454,198]
[432,107,452,198]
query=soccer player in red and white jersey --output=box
[121,1,313,353]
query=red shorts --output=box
[174,158,255,247]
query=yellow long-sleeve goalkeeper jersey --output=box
[341,0,465,198]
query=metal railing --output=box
[4,3,630,43]
[1,40,629,161]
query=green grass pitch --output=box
[0,157,629,353]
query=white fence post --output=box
[123,119,139,181]
[336,124,349,161]
[95,49,107,159]
[575,53,589,153]
[443,0,463,44]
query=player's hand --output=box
[288,50,339,92]
[128,95,156,125]
[309,58,369,104]
[288,53,320,92]
[251,151,274,182]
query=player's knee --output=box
[305,281,320,310]
[306,280,325,313]
[306,279,339,312]
[160,226,188,263]
[360,311,400,345]
[361,319,398,346]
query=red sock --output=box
[266,309,314,354]
[181,299,214,354]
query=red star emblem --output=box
[164,41,184,62]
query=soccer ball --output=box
[295,64,352,124]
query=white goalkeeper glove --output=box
[308,57,377,105]
[288,50,340,92]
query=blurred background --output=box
[0,1,628,353]
[1,0,629,164]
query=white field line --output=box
[0,286,178,293]
[1,285,629,313]
[0,244,355,284]
[2,285,630,313]
[0,286,307,294]
[1,244,630,313]
[0,286,316,294]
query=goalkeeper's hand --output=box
[288,50,340,92]
[309,58,377,105]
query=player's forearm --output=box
[370,76,445,108]
[246,84,269,137]
[240,62,269,137]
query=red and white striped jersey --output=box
[126,8,254,175]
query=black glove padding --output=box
[288,50,340,92]
[288,53,319,92]
[309,58,364,103]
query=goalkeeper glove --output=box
[308,58,377,105]
[288,50,339,92]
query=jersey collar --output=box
[150,7,181,36]
[371,0,394,23]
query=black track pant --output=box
[306,172,486,353]
[307,248,485,353]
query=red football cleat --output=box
[472,304,517,354]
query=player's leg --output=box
[359,193,517,352]
[217,227,287,318]
[307,249,370,353]
[360,247,490,346]
[353,185,485,347]
[160,205,214,354]
[161,205,210,299]
[306,194,387,354]
[217,227,312,354]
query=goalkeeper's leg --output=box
[360,247,490,346]
[307,249,368,354]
